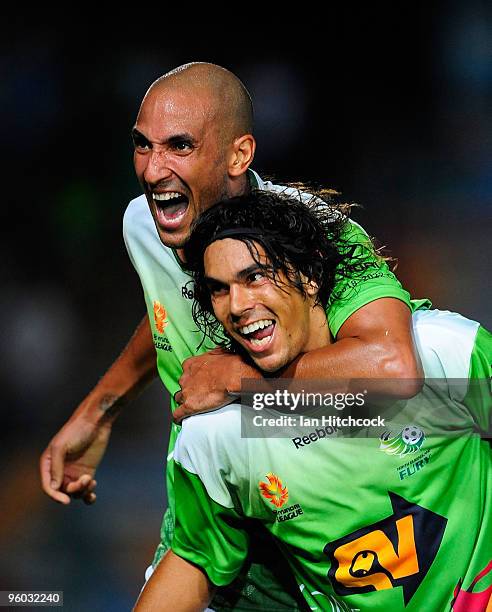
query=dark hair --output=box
[183,188,370,348]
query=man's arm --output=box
[282,298,422,391]
[40,315,157,504]
[174,216,426,420]
[133,550,215,612]
[173,298,423,422]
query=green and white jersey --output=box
[123,170,430,608]
[172,310,492,612]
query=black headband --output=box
[211,227,266,242]
[209,227,306,256]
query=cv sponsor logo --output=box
[153,300,168,334]
[380,425,425,458]
[325,492,447,605]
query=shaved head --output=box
[133,62,256,250]
[144,62,253,143]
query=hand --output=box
[173,348,260,423]
[40,412,112,505]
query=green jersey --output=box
[172,310,492,612]
[123,170,430,608]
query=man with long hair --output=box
[136,190,491,611]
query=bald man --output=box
[40,63,429,610]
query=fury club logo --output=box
[324,492,447,605]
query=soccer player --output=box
[40,63,429,609]
[135,190,492,611]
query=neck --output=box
[176,172,251,263]
[229,170,251,197]
[304,305,332,351]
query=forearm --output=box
[283,333,410,377]
[173,301,423,421]
[72,315,157,425]
[134,550,214,612]
[229,300,422,398]
[279,300,423,397]
[278,336,418,395]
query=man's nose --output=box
[229,284,254,317]
[143,149,173,186]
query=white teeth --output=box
[239,319,273,335]
[250,335,272,346]
[153,192,183,201]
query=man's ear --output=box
[299,273,319,298]
[228,134,256,177]
[306,279,319,297]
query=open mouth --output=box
[153,191,189,230]
[238,319,276,352]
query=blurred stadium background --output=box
[1,7,490,610]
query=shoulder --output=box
[174,404,244,473]
[174,405,247,507]
[180,403,241,439]
[123,193,148,224]
[261,178,367,235]
[340,218,370,239]
[122,195,171,270]
[263,181,312,203]
[412,309,480,378]
[123,194,154,240]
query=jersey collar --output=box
[248,168,264,190]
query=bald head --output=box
[144,62,253,143]
[133,62,256,250]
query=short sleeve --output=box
[171,406,251,586]
[327,220,431,337]
[172,461,250,586]
[463,325,492,435]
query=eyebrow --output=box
[131,127,196,147]
[131,128,150,144]
[204,264,261,287]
